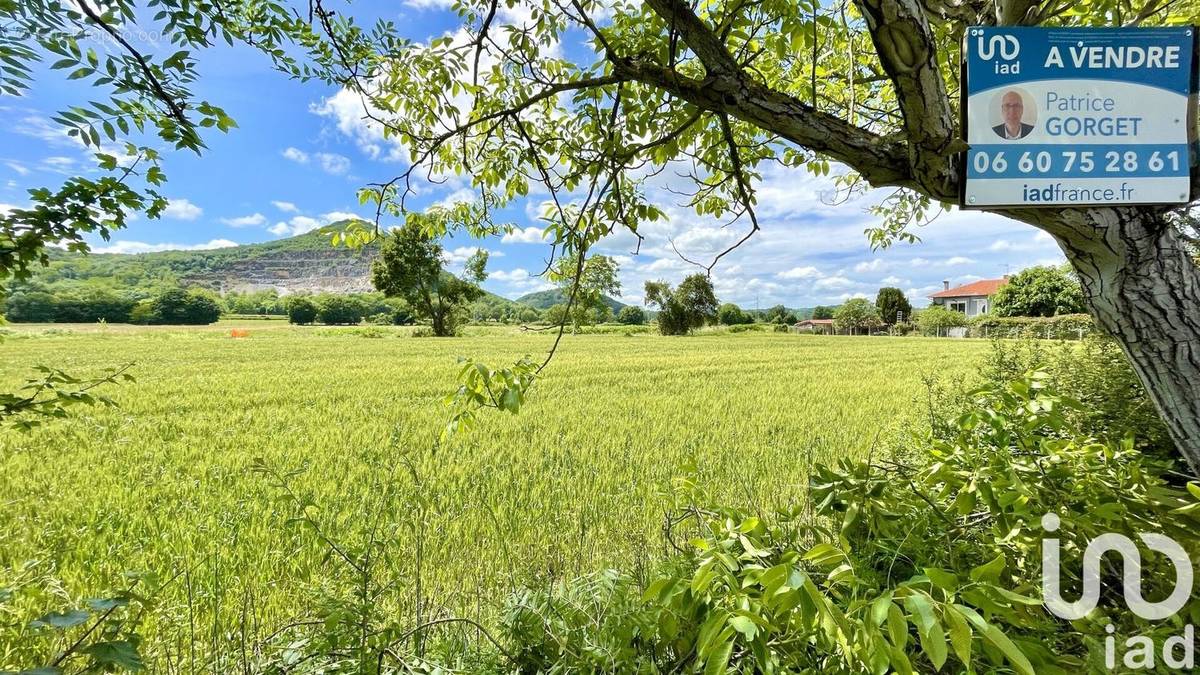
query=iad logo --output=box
[974,31,1020,62]
[1041,513,1196,670]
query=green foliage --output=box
[645,275,719,336]
[971,313,1095,340]
[616,306,646,325]
[763,304,797,325]
[812,305,835,320]
[443,356,538,440]
[496,372,1199,673]
[148,288,221,325]
[0,364,133,432]
[875,287,912,325]
[371,225,485,337]
[991,266,1085,318]
[548,254,622,329]
[833,297,882,334]
[9,582,152,675]
[917,306,969,336]
[717,303,752,325]
[979,335,1173,457]
[315,295,366,326]
[286,296,319,325]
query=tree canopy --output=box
[371,224,487,336]
[645,274,718,335]
[991,266,1086,317]
[875,287,912,326]
[833,297,882,334]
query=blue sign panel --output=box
[963,26,1195,207]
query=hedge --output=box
[969,313,1096,339]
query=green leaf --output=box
[81,640,144,670]
[944,604,973,669]
[703,635,734,675]
[954,604,1034,675]
[30,609,89,630]
[969,553,1006,585]
[924,568,958,593]
[887,603,908,649]
[729,614,757,640]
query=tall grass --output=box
[0,324,986,668]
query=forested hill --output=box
[515,288,628,312]
[35,224,379,294]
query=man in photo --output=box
[992,91,1033,140]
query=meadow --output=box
[0,323,988,667]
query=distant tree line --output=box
[3,284,222,325]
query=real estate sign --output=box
[963,26,1196,207]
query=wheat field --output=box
[0,322,987,667]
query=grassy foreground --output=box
[0,323,986,664]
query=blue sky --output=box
[0,1,1066,308]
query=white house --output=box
[928,277,1008,318]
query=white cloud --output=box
[163,198,203,221]
[0,203,17,215]
[314,152,350,175]
[273,215,323,236]
[43,156,74,167]
[282,147,309,163]
[267,211,368,237]
[272,201,300,213]
[502,226,549,244]
[5,161,29,176]
[93,239,237,254]
[776,266,820,280]
[310,89,406,162]
[881,275,904,285]
[490,268,531,282]
[321,211,363,223]
[814,276,855,289]
[220,213,266,227]
[837,292,870,300]
[943,256,975,266]
[854,259,884,273]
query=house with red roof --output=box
[928,277,1009,318]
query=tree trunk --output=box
[1018,207,1200,474]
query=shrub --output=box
[717,303,752,325]
[916,305,968,335]
[148,288,221,325]
[978,335,1173,457]
[991,265,1085,317]
[315,295,365,325]
[499,373,1199,673]
[616,306,646,325]
[970,313,1095,339]
[286,297,318,325]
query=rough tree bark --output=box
[625,0,1200,472]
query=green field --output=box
[0,323,987,666]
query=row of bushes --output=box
[3,287,222,325]
[970,313,1096,339]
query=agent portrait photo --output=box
[992,90,1034,140]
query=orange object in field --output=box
[229,329,250,338]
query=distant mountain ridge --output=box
[516,288,628,312]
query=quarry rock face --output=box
[184,247,377,295]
